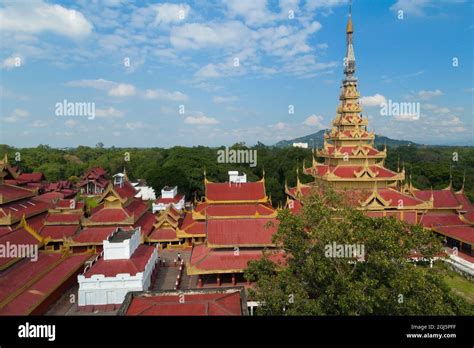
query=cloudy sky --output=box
[0,0,472,147]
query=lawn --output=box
[443,272,474,304]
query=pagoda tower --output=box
[304,6,404,190]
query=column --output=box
[197,276,203,288]
[216,274,221,287]
[231,273,236,285]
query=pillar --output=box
[231,273,236,285]
[216,274,221,287]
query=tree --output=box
[245,186,474,315]
[145,165,191,197]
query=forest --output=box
[0,143,472,206]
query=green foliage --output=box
[0,144,472,206]
[245,187,474,315]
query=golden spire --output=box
[457,170,466,194]
[346,0,353,33]
[444,166,453,191]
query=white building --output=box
[152,186,185,213]
[77,227,158,307]
[132,182,156,201]
[292,142,308,149]
[113,172,156,201]
[228,171,247,183]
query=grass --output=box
[443,272,474,304]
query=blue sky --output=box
[0,0,472,147]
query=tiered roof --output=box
[285,10,474,261]
[188,174,281,276]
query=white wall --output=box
[78,248,158,306]
[103,229,141,260]
[161,186,177,199]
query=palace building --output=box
[286,9,474,264]
[77,227,158,309]
[186,171,284,287]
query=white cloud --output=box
[418,89,443,100]
[144,89,188,101]
[66,78,137,98]
[2,108,29,123]
[95,107,124,118]
[303,114,324,127]
[153,3,190,26]
[195,63,223,79]
[108,83,136,97]
[66,78,115,90]
[213,95,238,104]
[224,0,276,27]
[0,1,93,38]
[170,21,251,50]
[360,94,387,107]
[184,114,219,125]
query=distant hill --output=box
[274,129,418,148]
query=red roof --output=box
[148,227,177,241]
[124,198,148,218]
[0,197,49,220]
[433,225,474,244]
[454,192,472,210]
[181,213,206,235]
[207,218,278,247]
[0,252,90,315]
[45,213,82,224]
[40,225,80,240]
[189,244,284,273]
[332,165,399,179]
[413,189,461,208]
[197,203,275,217]
[35,191,65,203]
[55,199,84,209]
[419,213,464,228]
[134,211,156,236]
[16,172,44,183]
[84,245,156,278]
[114,181,138,200]
[0,227,42,268]
[73,226,119,244]
[124,290,244,316]
[205,181,266,202]
[89,207,129,223]
[0,184,36,202]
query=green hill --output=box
[274,129,418,148]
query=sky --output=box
[0,0,472,148]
